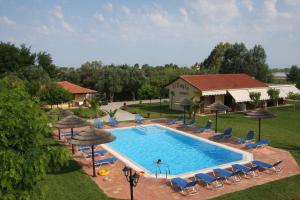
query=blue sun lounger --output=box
[168,116,184,124]
[62,130,79,136]
[78,145,91,151]
[83,150,108,157]
[252,160,283,173]
[213,168,241,183]
[134,114,144,124]
[194,173,223,189]
[235,130,255,144]
[245,139,269,149]
[109,117,119,127]
[213,128,233,140]
[170,178,198,195]
[232,164,260,177]
[95,157,118,167]
[193,121,212,133]
[94,118,104,128]
[179,119,196,128]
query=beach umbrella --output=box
[245,108,275,141]
[55,115,90,154]
[175,98,194,124]
[59,109,73,120]
[208,102,231,133]
[70,127,116,177]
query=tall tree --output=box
[267,88,280,107]
[0,77,69,199]
[249,92,261,108]
[287,65,300,88]
[37,52,56,78]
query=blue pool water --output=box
[108,125,243,175]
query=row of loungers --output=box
[170,160,283,195]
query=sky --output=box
[0,0,299,68]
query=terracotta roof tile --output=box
[180,74,268,91]
[57,81,97,94]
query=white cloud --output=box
[179,8,188,22]
[94,13,104,22]
[189,0,240,22]
[104,2,113,12]
[242,0,254,11]
[36,24,50,35]
[263,0,278,18]
[149,12,169,27]
[121,5,131,15]
[0,16,15,26]
[49,6,75,33]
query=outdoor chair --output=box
[232,164,260,178]
[213,128,233,140]
[95,157,118,167]
[193,121,212,133]
[170,178,198,195]
[179,119,196,128]
[252,160,283,173]
[194,173,224,189]
[235,130,255,144]
[213,168,242,183]
[244,139,269,149]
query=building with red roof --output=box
[57,81,97,106]
[166,73,270,112]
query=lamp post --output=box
[122,166,140,200]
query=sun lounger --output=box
[134,114,144,124]
[170,178,198,195]
[179,119,196,128]
[232,164,260,177]
[168,116,184,124]
[62,130,79,136]
[213,128,232,140]
[252,160,283,173]
[77,145,91,151]
[94,118,104,128]
[95,157,118,167]
[213,168,241,183]
[83,150,108,158]
[245,139,269,149]
[193,121,212,133]
[109,117,119,127]
[194,173,223,189]
[235,130,255,144]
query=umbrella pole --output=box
[92,145,96,177]
[215,111,218,133]
[183,106,186,124]
[58,128,61,140]
[71,128,74,154]
[258,118,261,141]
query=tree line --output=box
[0,41,299,103]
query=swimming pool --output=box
[103,124,252,178]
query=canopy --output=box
[202,90,227,96]
[55,115,90,129]
[228,89,251,103]
[70,127,116,177]
[208,102,231,112]
[248,88,270,100]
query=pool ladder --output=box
[155,163,171,179]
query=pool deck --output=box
[54,120,300,200]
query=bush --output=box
[288,92,300,100]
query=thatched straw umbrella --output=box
[175,98,194,124]
[70,127,116,177]
[55,115,90,153]
[245,108,275,141]
[207,102,231,133]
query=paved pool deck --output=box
[54,120,300,200]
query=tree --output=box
[170,91,175,110]
[88,98,101,117]
[138,83,158,103]
[267,88,280,107]
[287,65,300,88]
[39,82,73,108]
[249,92,261,108]
[191,96,204,120]
[0,77,69,199]
[201,42,232,71]
[37,52,56,78]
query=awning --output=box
[228,89,251,103]
[268,84,300,98]
[202,90,227,96]
[248,88,270,100]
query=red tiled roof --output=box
[57,81,97,94]
[179,74,268,91]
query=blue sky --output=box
[0,0,299,68]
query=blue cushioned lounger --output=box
[232,164,260,177]
[235,130,255,144]
[109,117,119,127]
[94,118,104,128]
[252,160,282,173]
[134,114,144,124]
[170,178,198,195]
[179,119,196,128]
[195,173,223,189]
[213,168,241,182]
[245,139,268,149]
[168,116,184,124]
[83,150,108,157]
[95,157,117,166]
[213,128,232,140]
[193,121,212,133]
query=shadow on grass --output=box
[49,160,83,175]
